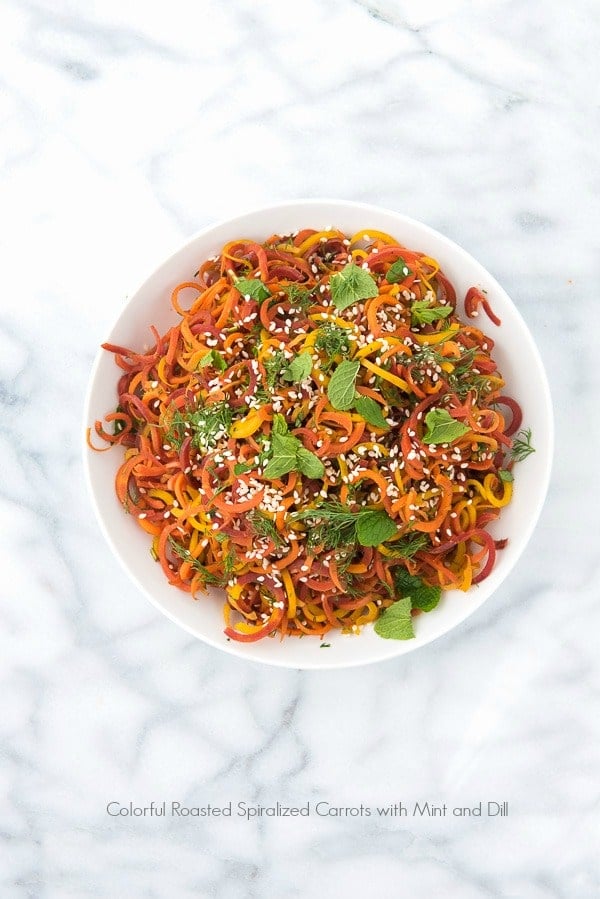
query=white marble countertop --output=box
[1,1,598,896]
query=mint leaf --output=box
[263,421,324,481]
[198,349,227,372]
[394,569,440,612]
[354,394,389,430]
[283,352,312,383]
[234,460,256,475]
[374,596,415,640]
[235,278,271,301]
[422,408,470,445]
[411,300,453,326]
[330,263,379,312]
[272,413,288,436]
[355,509,397,547]
[263,433,299,479]
[386,258,411,284]
[297,447,325,479]
[499,469,513,483]
[327,359,360,410]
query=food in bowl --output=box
[88,227,534,643]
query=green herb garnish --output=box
[295,501,397,550]
[113,404,126,436]
[197,349,227,372]
[164,402,236,452]
[296,447,325,478]
[386,258,411,283]
[235,278,271,301]
[410,300,453,327]
[283,351,312,383]
[394,569,441,612]
[511,428,535,462]
[248,510,284,547]
[384,532,429,559]
[330,263,379,312]
[498,469,514,483]
[314,322,352,362]
[233,460,257,476]
[282,283,312,311]
[168,537,230,587]
[264,350,287,389]
[327,359,360,410]
[353,394,389,430]
[263,415,324,480]
[422,408,470,445]
[374,596,414,640]
[356,510,398,546]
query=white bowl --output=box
[83,200,553,669]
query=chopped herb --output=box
[283,351,312,383]
[422,408,470,445]
[386,257,411,283]
[113,404,125,436]
[353,394,389,430]
[272,413,289,435]
[263,420,324,480]
[248,511,284,547]
[320,642,331,648]
[295,501,397,550]
[164,402,236,452]
[394,569,441,612]
[410,299,453,327]
[168,537,230,587]
[327,359,360,410]
[498,469,514,483]
[330,263,379,312]
[264,350,287,388]
[235,278,271,301]
[374,596,414,640]
[282,283,313,311]
[384,532,429,559]
[233,460,257,476]
[198,349,227,372]
[314,322,352,363]
[355,509,398,546]
[263,433,302,479]
[511,428,535,462]
[164,409,189,450]
[296,446,325,479]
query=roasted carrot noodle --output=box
[90,227,522,642]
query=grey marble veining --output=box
[1,1,599,896]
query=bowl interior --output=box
[83,201,553,669]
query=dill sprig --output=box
[168,537,234,587]
[383,532,429,560]
[294,500,398,551]
[281,283,313,312]
[263,350,287,389]
[296,501,359,551]
[164,402,234,452]
[248,510,284,547]
[314,322,352,369]
[511,427,535,462]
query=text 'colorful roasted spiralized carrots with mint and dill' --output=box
[88,228,533,642]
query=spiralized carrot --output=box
[91,227,523,642]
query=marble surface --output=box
[1,0,598,896]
